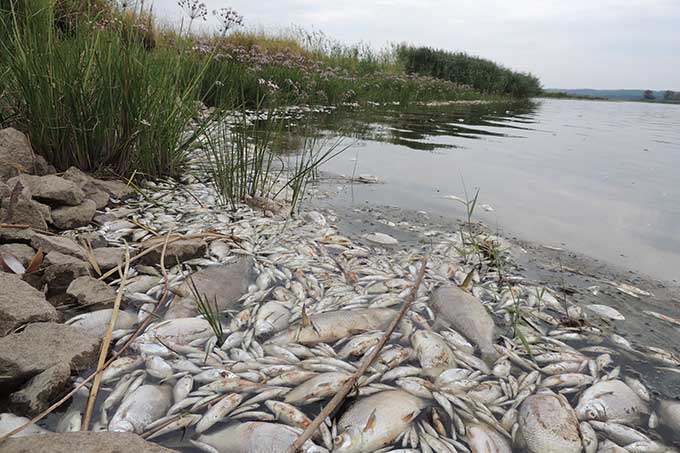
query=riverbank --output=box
[1,126,680,451]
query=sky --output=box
[153,0,680,90]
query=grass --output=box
[396,45,542,98]
[0,1,540,181]
[187,274,226,347]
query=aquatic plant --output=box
[396,45,542,98]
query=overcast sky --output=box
[153,0,680,90]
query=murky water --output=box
[298,99,680,282]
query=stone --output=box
[66,276,116,307]
[43,256,91,295]
[0,193,48,230]
[51,199,97,230]
[31,200,53,225]
[90,178,135,201]
[0,273,58,337]
[0,432,178,453]
[165,257,254,319]
[0,244,35,267]
[31,234,84,258]
[0,227,36,244]
[9,363,71,416]
[0,128,39,182]
[6,174,84,206]
[77,231,108,249]
[92,247,127,271]
[142,238,207,265]
[62,167,110,209]
[0,181,9,199]
[0,322,99,392]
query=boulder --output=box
[31,200,53,225]
[0,193,48,230]
[90,178,135,201]
[31,234,84,258]
[0,322,99,392]
[51,199,97,230]
[62,167,110,209]
[0,244,36,267]
[0,273,58,336]
[9,363,71,416]
[0,432,178,453]
[142,238,207,265]
[92,247,127,272]
[66,276,116,307]
[165,257,254,319]
[0,128,39,182]
[6,174,84,206]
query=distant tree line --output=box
[643,90,680,101]
[396,45,542,98]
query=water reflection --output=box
[278,99,680,282]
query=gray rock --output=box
[9,363,71,416]
[7,174,84,206]
[32,199,53,225]
[0,244,36,267]
[77,231,108,249]
[0,322,99,392]
[142,238,207,265]
[0,193,48,230]
[165,257,254,319]
[0,128,39,182]
[62,167,110,209]
[0,181,9,199]
[0,227,36,244]
[51,199,96,230]
[66,276,116,307]
[31,234,84,258]
[0,273,58,337]
[43,258,91,295]
[92,247,127,272]
[90,178,135,201]
[0,432,178,453]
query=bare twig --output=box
[81,244,131,430]
[287,256,429,453]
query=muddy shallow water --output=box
[298,98,680,283]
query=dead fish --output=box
[109,384,173,433]
[284,372,352,405]
[268,309,396,345]
[585,304,625,321]
[576,380,649,424]
[430,286,498,364]
[254,301,292,339]
[66,309,137,337]
[412,330,457,377]
[658,400,680,433]
[195,393,243,434]
[138,318,212,345]
[193,421,327,452]
[466,422,512,453]
[334,390,425,453]
[0,413,51,437]
[363,232,399,245]
[580,421,598,453]
[516,391,582,453]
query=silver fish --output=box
[517,391,582,453]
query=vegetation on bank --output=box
[395,45,542,98]
[0,0,540,184]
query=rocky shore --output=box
[1,126,680,452]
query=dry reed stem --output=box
[81,244,131,430]
[287,256,429,453]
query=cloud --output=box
[154,0,680,89]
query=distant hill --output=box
[544,88,668,101]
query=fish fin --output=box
[363,409,377,432]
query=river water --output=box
[304,99,680,282]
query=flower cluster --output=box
[213,7,243,35]
[178,0,208,22]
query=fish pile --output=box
[3,172,680,453]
